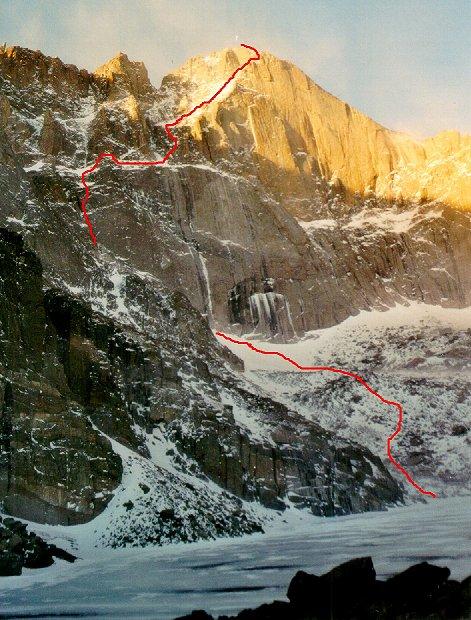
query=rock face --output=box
[94,52,153,99]
[169,47,471,212]
[0,41,466,540]
[0,44,469,341]
[176,557,471,620]
[0,227,402,530]
[0,228,122,523]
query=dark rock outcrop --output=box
[287,557,376,616]
[0,228,123,524]
[176,557,471,619]
[0,515,75,576]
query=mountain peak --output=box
[161,45,471,211]
[94,52,152,97]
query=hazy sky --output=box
[1,0,470,137]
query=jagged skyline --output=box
[1,0,470,138]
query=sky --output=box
[1,0,470,138]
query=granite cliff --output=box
[170,47,471,212]
[1,44,470,340]
[0,43,468,540]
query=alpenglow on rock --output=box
[169,46,471,212]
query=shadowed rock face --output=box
[0,229,123,524]
[0,226,402,527]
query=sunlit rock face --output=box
[169,46,471,213]
[94,52,153,99]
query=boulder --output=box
[175,611,214,620]
[288,557,375,616]
[286,569,321,609]
[177,557,471,620]
[0,517,76,576]
[0,551,23,576]
[385,560,450,600]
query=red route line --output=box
[78,41,435,499]
[80,43,261,245]
[215,331,437,498]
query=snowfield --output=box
[0,497,469,619]
[221,303,470,371]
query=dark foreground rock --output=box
[175,557,471,619]
[0,516,76,576]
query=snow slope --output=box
[219,303,471,497]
